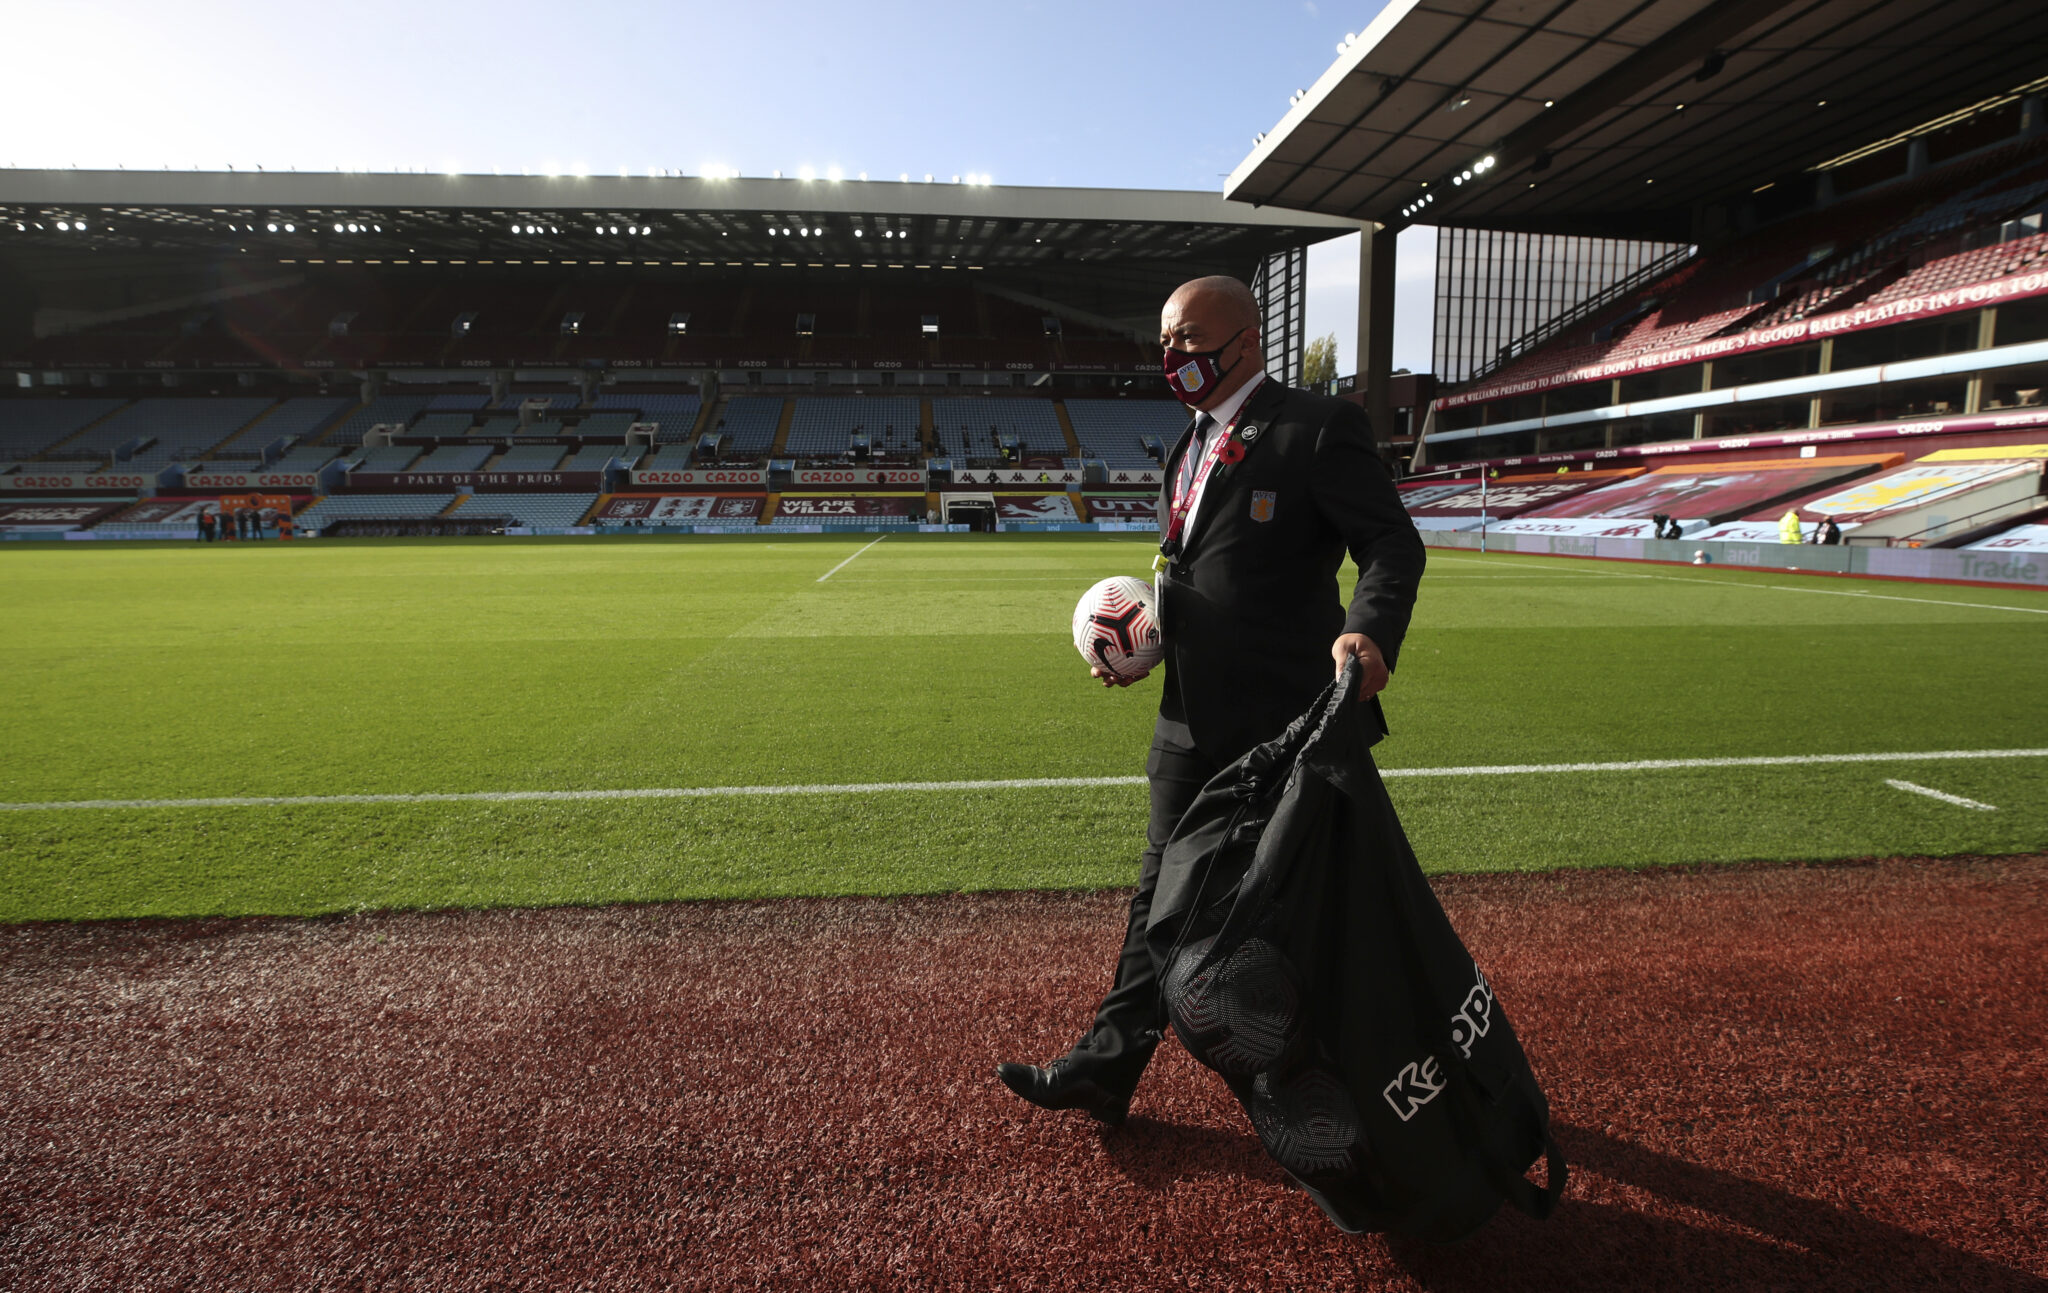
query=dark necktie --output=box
[1178,413,1213,499]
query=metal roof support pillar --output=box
[1357,221,1397,440]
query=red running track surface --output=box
[3,855,2043,1290]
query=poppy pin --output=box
[1219,437,1247,465]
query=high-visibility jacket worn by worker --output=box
[1146,657,1565,1242]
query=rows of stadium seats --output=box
[784,397,920,456]
[930,398,1067,458]
[592,393,702,441]
[66,398,275,469]
[1064,399,1184,467]
[205,396,351,460]
[408,444,494,473]
[295,493,456,530]
[710,396,783,454]
[329,395,431,447]
[454,493,598,527]
[491,444,569,472]
[1864,230,2048,305]
[0,398,127,466]
[1468,137,2048,395]
[349,445,420,473]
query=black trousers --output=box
[1065,719,1223,1098]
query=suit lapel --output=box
[1179,379,1285,559]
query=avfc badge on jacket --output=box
[1250,490,1277,523]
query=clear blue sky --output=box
[10,0,1434,372]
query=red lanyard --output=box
[1165,377,1262,549]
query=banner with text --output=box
[630,466,767,488]
[791,467,926,487]
[185,468,326,492]
[1081,494,1157,520]
[345,471,604,492]
[0,501,125,530]
[4,470,155,492]
[773,494,921,519]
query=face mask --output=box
[1162,328,1246,406]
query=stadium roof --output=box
[0,168,1356,279]
[1226,0,2048,240]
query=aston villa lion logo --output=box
[1250,490,1276,522]
[1176,361,1206,392]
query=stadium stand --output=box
[426,393,491,411]
[350,445,421,473]
[61,398,275,469]
[411,412,479,439]
[490,444,569,472]
[295,494,457,531]
[1063,399,1186,467]
[1457,138,2048,407]
[0,398,127,464]
[784,397,919,458]
[573,411,637,439]
[328,396,431,447]
[592,393,701,442]
[407,444,493,473]
[710,397,784,456]
[268,445,343,473]
[208,396,351,459]
[563,443,629,470]
[931,398,1067,459]
[456,493,599,527]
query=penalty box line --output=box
[5,748,2046,813]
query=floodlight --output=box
[799,165,815,181]
[285,223,295,232]
[827,166,843,182]
[267,222,278,232]
[56,220,69,230]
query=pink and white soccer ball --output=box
[1073,576,1164,680]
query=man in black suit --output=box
[998,275,1426,1124]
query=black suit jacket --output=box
[1155,379,1425,763]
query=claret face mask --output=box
[1163,328,1246,406]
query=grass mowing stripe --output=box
[7,747,2042,813]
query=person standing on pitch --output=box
[997,275,1426,1125]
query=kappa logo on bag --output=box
[1383,965,1497,1120]
[1383,1054,1447,1121]
[1451,966,1495,1058]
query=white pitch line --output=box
[4,748,2043,813]
[815,535,886,582]
[1649,572,2048,616]
[1884,779,1998,811]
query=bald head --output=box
[1166,275,1259,331]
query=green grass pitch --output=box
[2,534,2044,923]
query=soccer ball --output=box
[1072,576,1164,681]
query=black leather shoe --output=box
[995,1059,1130,1126]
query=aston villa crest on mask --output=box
[1163,327,1246,406]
